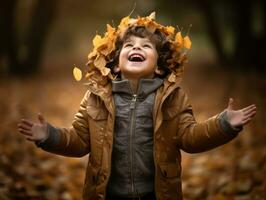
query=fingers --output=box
[24,135,35,142]
[242,104,256,112]
[18,119,33,136]
[18,123,31,131]
[18,128,32,136]
[243,110,256,121]
[243,106,256,117]
[242,105,256,125]
[38,113,46,124]
[21,119,33,127]
[227,98,234,110]
[244,106,257,115]
[242,117,253,125]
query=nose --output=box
[132,43,141,50]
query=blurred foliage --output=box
[0,0,264,76]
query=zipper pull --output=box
[130,94,137,109]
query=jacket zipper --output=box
[129,94,137,197]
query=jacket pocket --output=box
[157,163,182,200]
[158,162,180,178]
[86,105,108,120]
[162,106,180,120]
[86,105,108,165]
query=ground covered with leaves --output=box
[0,66,265,200]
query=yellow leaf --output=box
[119,16,130,32]
[120,16,130,25]
[183,36,192,49]
[93,35,103,48]
[168,73,177,82]
[101,67,110,76]
[94,55,110,76]
[106,24,116,37]
[88,50,97,59]
[175,32,183,46]
[97,37,114,56]
[73,67,82,81]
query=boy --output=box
[18,13,256,200]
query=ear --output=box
[114,65,121,73]
[155,66,164,76]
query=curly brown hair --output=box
[106,26,174,78]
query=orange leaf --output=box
[165,26,175,35]
[119,16,130,32]
[106,24,116,37]
[183,36,192,49]
[175,32,183,46]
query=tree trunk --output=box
[0,0,58,76]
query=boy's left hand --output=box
[225,98,257,128]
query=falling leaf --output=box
[183,36,192,49]
[73,67,82,81]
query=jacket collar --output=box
[112,78,164,97]
[84,72,182,117]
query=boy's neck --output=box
[121,74,139,94]
[127,78,139,94]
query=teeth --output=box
[129,54,145,62]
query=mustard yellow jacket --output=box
[41,74,237,200]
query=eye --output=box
[124,43,133,48]
[143,44,152,48]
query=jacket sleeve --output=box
[176,88,240,153]
[36,91,91,157]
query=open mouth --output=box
[128,53,145,62]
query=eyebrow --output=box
[124,38,153,43]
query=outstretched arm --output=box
[17,91,91,157]
[177,89,257,153]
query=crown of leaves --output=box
[84,12,191,82]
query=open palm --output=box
[18,113,48,142]
[226,98,256,128]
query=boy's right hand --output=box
[18,113,48,142]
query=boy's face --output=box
[117,35,158,80]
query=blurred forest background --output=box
[0,0,265,200]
